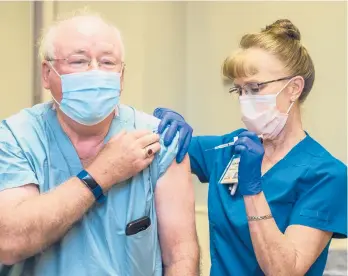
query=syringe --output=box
[205,135,263,151]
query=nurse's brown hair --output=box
[222,19,315,103]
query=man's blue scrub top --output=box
[0,102,178,276]
[189,129,347,276]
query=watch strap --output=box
[77,170,106,204]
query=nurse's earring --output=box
[290,94,299,101]
[286,99,296,114]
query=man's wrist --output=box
[85,166,111,191]
[77,170,106,203]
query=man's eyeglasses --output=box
[229,76,293,96]
[47,55,124,72]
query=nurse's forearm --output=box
[0,177,94,265]
[243,193,299,276]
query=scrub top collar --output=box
[45,103,133,175]
[262,132,311,178]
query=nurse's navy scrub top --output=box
[189,128,347,276]
[0,102,179,276]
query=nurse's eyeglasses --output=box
[229,76,293,96]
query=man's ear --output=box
[42,61,51,89]
[289,76,305,101]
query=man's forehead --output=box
[74,17,106,35]
[57,21,116,41]
[54,22,121,57]
[55,40,120,57]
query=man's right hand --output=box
[86,129,161,190]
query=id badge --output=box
[219,156,240,184]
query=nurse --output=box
[154,19,347,275]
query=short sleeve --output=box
[189,129,245,183]
[289,157,347,238]
[188,136,222,183]
[0,122,39,191]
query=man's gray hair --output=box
[38,8,125,62]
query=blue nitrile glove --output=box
[153,107,193,163]
[234,131,264,196]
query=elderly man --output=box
[0,14,199,276]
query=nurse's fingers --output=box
[234,144,247,155]
[163,121,178,147]
[136,133,160,148]
[153,107,165,119]
[158,113,172,134]
[177,129,191,163]
[234,137,264,155]
[238,131,261,144]
[234,137,256,153]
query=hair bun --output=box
[263,19,301,41]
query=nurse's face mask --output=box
[238,78,295,140]
[50,64,121,126]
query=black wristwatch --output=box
[77,170,106,204]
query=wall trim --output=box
[32,1,56,104]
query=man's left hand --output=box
[153,107,193,163]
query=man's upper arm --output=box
[155,155,198,266]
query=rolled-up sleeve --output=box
[157,129,179,178]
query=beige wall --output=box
[0,2,346,275]
[0,2,33,119]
